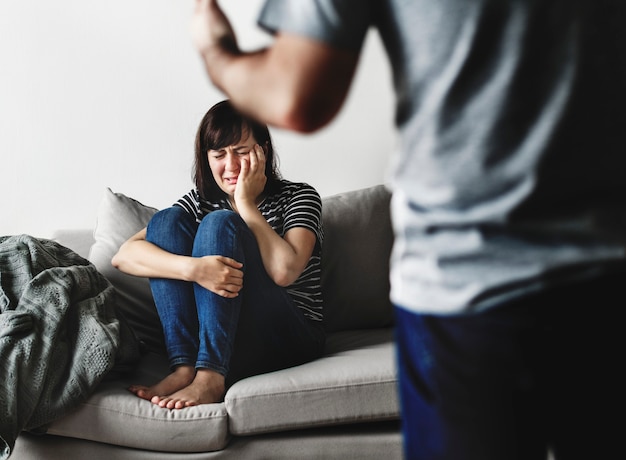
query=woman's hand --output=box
[190,255,244,298]
[113,228,244,298]
[234,144,267,209]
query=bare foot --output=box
[128,365,196,402]
[155,369,226,410]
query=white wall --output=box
[0,0,395,238]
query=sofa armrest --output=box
[51,229,94,259]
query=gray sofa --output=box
[12,184,402,459]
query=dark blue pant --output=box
[395,267,624,460]
[146,207,324,387]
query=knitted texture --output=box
[0,235,138,459]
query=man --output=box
[191,0,626,458]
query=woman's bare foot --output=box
[128,365,196,402]
[155,369,226,410]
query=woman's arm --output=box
[112,228,244,298]
[234,145,318,287]
[239,211,317,288]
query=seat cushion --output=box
[225,328,399,435]
[44,352,230,453]
[43,329,398,451]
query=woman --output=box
[112,100,325,410]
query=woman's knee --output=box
[196,210,248,238]
[201,209,243,228]
[146,207,197,253]
[193,210,248,257]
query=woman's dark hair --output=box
[193,100,282,201]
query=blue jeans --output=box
[394,267,624,460]
[146,207,324,387]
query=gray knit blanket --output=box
[0,234,140,459]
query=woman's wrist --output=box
[236,198,263,224]
[180,256,199,283]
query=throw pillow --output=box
[89,188,163,352]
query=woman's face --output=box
[207,130,258,198]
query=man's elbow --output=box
[282,115,329,134]
[273,94,340,133]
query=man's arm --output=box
[191,0,359,133]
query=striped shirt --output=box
[174,181,324,323]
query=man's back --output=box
[369,0,626,313]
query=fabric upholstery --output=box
[225,328,398,435]
[16,421,402,459]
[46,353,230,453]
[321,185,393,332]
[41,184,399,454]
[88,188,162,352]
[43,329,398,450]
[88,185,394,339]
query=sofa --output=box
[12,184,402,459]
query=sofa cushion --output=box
[225,328,399,435]
[51,229,95,259]
[88,188,163,352]
[45,352,230,452]
[321,185,394,332]
[89,185,394,343]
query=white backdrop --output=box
[0,0,395,238]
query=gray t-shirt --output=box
[259,0,626,314]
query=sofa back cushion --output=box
[86,185,393,348]
[321,185,393,332]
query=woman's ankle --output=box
[172,364,196,379]
[195,369,226,397]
